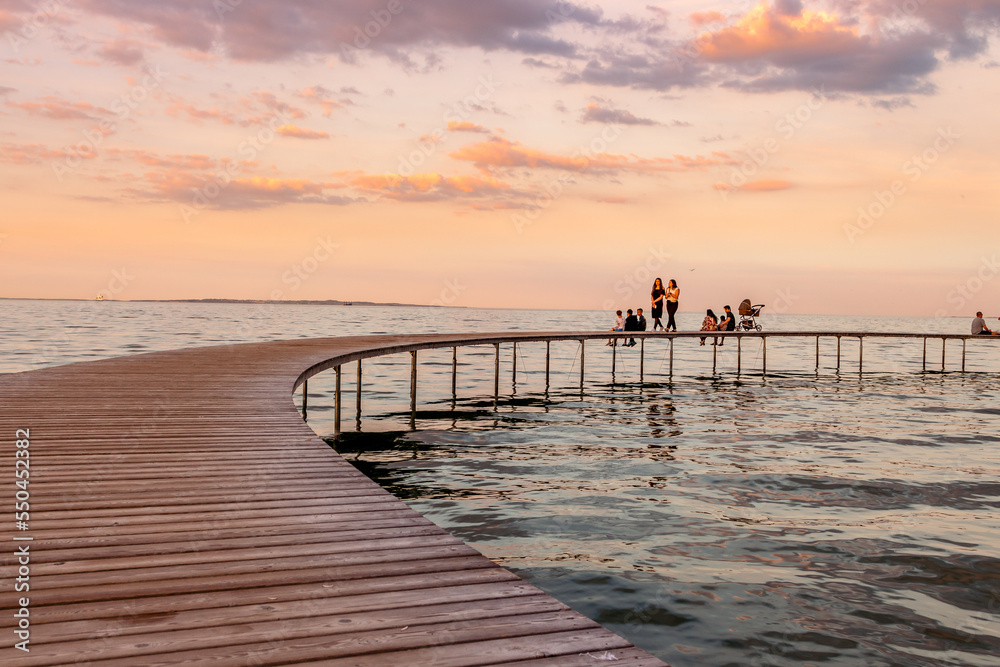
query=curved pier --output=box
[1,331,994,665]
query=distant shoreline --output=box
[0,297,448,308]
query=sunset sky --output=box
[1,0,998,316]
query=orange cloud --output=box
[449,137,735,174]
[690,11,727,27]
[697,2,859,62]
[7,96,112,120]
[0,142,96,164]
[447,121,491,133]
[276,124,330,139]
[350,172,511,201]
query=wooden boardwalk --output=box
[0,335,667,666]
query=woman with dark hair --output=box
[699,308,718,346]
[650,278,666,331]
[665,279,680,332]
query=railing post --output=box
[302,379,308,421]
[334,366,341,437]
[409,350,417,429]
[356,360,362,430]
[640,338,645,383]
[545,341,550,386]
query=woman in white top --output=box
[665,279,680,332]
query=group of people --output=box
[607,278,680,347]
[698,305,737,346]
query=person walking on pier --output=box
[717,305,736,345]
[651,278,666,331]
[972,312,996,335]
[699,309,718,346]
[665,279,680,332]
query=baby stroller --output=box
[738,299,764,331]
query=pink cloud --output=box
[447,120,491,133]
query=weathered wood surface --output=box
[0,334,667,666]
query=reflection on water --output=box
[338,374,1000,667]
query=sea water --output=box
[2,299,998,666]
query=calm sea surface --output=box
[3,299,999,666]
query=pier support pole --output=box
[669,338,674,380]
[334,366,341,437]
[451,347,457,402]
[922,338,927,371]
[580,340,585,392]
[816,336,820,370]
[355,361,362,429]
[545,341,550,387]
[737,336,742,375]
[512,342,518,384]
[612,340,616,378]
[762,337,767,377]
[494,343,500,405]
[712,339,717,374]
[836,336,841,371]
[859,337,864,373]
[640,338,645,383]
[302,379,308,420]
[409,351,417,429]
[941,338,946,372]
[962,339,967,373]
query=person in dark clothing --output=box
[624,309,639,347]
[716,305,736,345]
[650,278,666,331]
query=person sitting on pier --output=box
[623,309,639,347]
[972,312,996,335]
[699,309,718,346]
[607,310,624,346]
[716,305,736,345]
